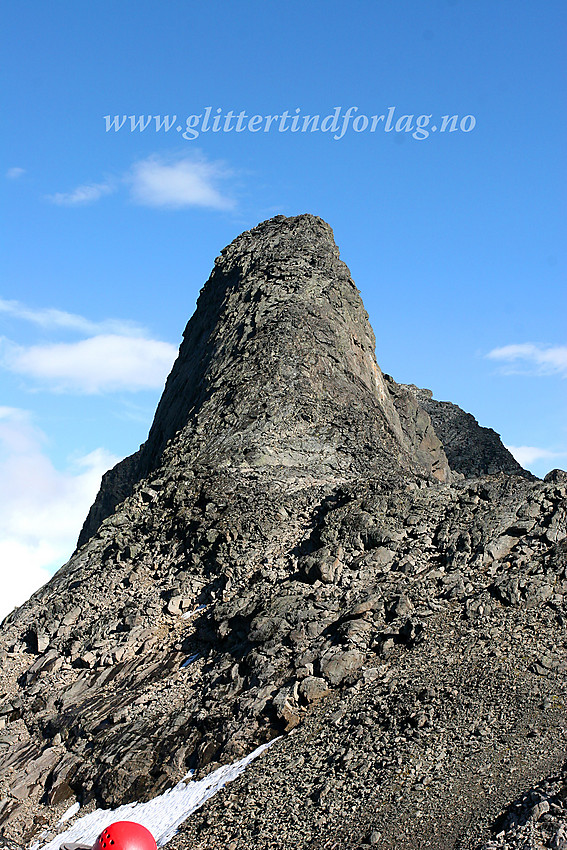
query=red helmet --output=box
[92,821,157,850]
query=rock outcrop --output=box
[400,383,533,480]
[0,215,564,850]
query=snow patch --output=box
[58,802,81,824]
[33,739,278,849]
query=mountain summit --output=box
[0,215,565,850]
[79,214,449,546]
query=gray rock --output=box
[321,650,365,685]
[544,469,567,484]
[299,677,331,704]
[400,383,534,480]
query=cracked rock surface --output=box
[0,215,565,849]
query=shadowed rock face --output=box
[400,382,534,480]
[0,215,565,850]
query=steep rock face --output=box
[400,382,533,480]
[77,450,142,549]
[0,215,565,850]
[79,215,449,547]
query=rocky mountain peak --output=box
[1,216,565,850]
[79,214,449,546]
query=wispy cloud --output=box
[1,334,178,394]
[46,152,235,211]
[505,444,566,468]
[6,166,25,180]
[0,296,143,336]
[127,153,235,209]
[47,180,115,206]
[0,406,120,620]
[487,343,567,377]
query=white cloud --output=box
[45,153,235,210]
[6,167,25,179]
[487,343,567,377]
[0,407,120,620]
[0,296,142,336]
[1,334,178,393]
[127,153,235,210]
[505,444,562,467]
[47,181,114,206]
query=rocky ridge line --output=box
[400,382,533,480]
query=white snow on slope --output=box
[32,740,277,849]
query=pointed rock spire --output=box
[79,214,449,546]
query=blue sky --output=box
[1,0,566,615]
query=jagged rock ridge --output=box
[0,215,565,850]
[400,382,533,480]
